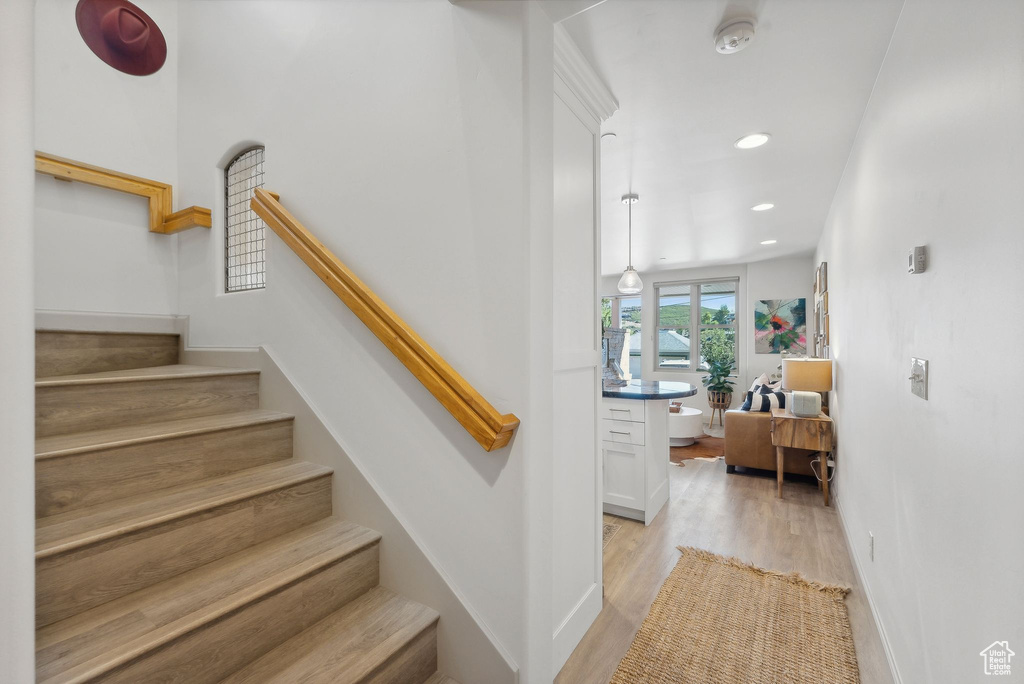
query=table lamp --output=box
[781,358,833,417]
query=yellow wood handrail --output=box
[250,187,520,452]
[35,152,211,234]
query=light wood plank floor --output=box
[556,459,893,684]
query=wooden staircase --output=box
[35,330,458,684]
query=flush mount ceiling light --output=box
[734,132,770,149]
[601,132,617,140]
[761,239,777,245]
[714,19,756,55]
[617,194,643,295]
[751,203,774,211]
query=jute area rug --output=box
[611,547,860,684]
[603,521,622,548]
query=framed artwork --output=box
[754,298,807,354]
[813,261,829,358]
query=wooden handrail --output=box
[35,152,211,234]
[250,188,520,452]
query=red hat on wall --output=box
[76,0,166,76]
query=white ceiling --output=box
[562,0,904,276]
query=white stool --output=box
[668,406,705,446]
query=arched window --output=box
[224,146,266,292]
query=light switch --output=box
[909,358,928,399]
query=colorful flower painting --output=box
[754,299,807,354]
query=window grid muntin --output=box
[224,147,266,292]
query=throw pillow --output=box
[748,373,772,393]
[740,388,787,412]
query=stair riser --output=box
[35,373,260,438]
[88,545,380,684]
[37,474,332,628]
[37,420,294,517]
[36,331,179,379]
[364,624,438,684]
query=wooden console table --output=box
[770,408,834,505]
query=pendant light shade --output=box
[618,267,643,295]
[618,193,643,294]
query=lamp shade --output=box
[617,267,643,294]
[781,358,833,392]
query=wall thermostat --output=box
[908,246,927,274]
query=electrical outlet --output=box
[869,532,874,562]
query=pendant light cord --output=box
[627,197,633,269]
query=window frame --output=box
[601,294,643,378]
[654,277,740,375]
[224,146,267,293]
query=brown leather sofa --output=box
[724,409,816,476]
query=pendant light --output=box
[617,193,643,294]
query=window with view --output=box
[601,295,642,379]
[656,279,738,373]
[224,146,266,292]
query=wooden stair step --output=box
[35,364,260,438]
[37,518,381,684]
[35,363,256,386]
[36,330,179,378]
[219,586,440,684]
[36,409,295,517]
[36,460,333,627]
[423,674,460,684]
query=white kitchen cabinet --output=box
[601,396,670,525]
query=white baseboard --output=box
[552,581,602,678]
[35,309,185,335]
[834,494,903,684]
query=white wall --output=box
[34,0,184,315]
[816,1,1024,681]
[601,253,814,417]
[0,0,37,679]
[174,1,555,679]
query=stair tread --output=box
[36,364,259,387]
[424,674,460,684]
[219,586,439,684]
[36,409,294,459]
[36,518,381,683]
[37,460,332,558]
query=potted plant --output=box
[702,360,736,422]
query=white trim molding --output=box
[553,24,618,124]
[35,309,186,335]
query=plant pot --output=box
[707,390,732,410]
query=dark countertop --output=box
[602,380,698,400]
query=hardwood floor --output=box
[556,458,893,684]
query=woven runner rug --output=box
[610,547,860,684]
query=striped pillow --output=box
[740,387,787,412]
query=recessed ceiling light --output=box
[751,203,774,211]
[659,257,667,260]
[734,133,770,149]
[760,239,777,245]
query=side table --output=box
[770,408,834,505]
